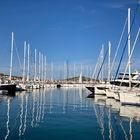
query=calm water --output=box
[0,88,140,140]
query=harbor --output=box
[1,88,140,140]
[0,0,140,140]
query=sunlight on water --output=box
[0,88,140,140]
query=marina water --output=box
[0,88,140,140]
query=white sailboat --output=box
[107,8,140,102]
[32,49,40,89]
[119,8,140,105]
[94,42,111,95]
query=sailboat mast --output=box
[44,56,47,81]
[34,49,37,82]
[74,63,76,83]
[9,32,14,80]
[79,64,82,83]
[101,44,104,81]
[81,64,82,83]
[51,62,53,82]
[66,60,68,81]
[41,54,44,81]
[128,8,131,88]
[108,41,111,83]
[27,44,30,81]
[39,52,41,81]
[22,41,26,82]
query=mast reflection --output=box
[5,98,10,140]
[19,92,24,136]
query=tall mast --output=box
[74,63,76,83]
[51,62,53,82]
[41,54,44,81]
[79,64,82,83]
[27,44,30,81]
[44,56,47,81]
[108,41,111,83]
[22,41,26,82]
[9,32,14,80]
[64,62,66,81]
[39,52,41,81]
[66,60,68,81]
[128,8,131,88]
[101,44,104,81]
[34,49,37,82]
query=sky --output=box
[0,0,140,79]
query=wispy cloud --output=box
[77,5,86,13]
[109,4,125,9]
[103,3,125,9]
[103,1,138,9]
[77,5,96,15]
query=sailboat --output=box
[119,8,140,105]
[86,45,106,94]
[106,7,140,102]
[94,41,112,95]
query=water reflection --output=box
[93,94,140,140]
[5,98,10,140]
[19,92,24,136]
[0,88,140,139]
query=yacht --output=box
[111,70,140,87]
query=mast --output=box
[51,62,53,82]
[34,49,37,82]
[79,64,82,83]
[22,41,26,82]
[128,8,131,88]
[44,56,47,81]
[101,44,104,81]
[74,63,76,83]
[66,60,68,81]
[39,52,41,81]
[41,54,43,82]
[108,41,111,83]
[27,44,30,81]
[64,62,66,82]
[9,32,14,81]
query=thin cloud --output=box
[77,5,86,13]
[110,4,125,9]
[103,3,125,9]
[103,1,138,9]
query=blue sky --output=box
[0,0,140,79]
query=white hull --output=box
[114,91,119,100]
[119,90,140,105]
[106,89,115,98]
[94,83,112,95]
[94,86,106,95]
